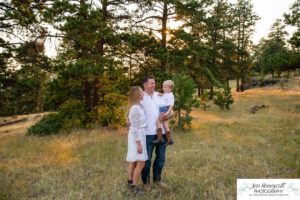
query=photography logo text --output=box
[237,179,300,200]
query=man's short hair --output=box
[142,76,155,84]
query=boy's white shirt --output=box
[160,92,175,107]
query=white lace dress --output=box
[126,104,148,162]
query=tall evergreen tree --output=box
[232,0,259,92]
[42,0,133,126]
[284,0,300,50]
[130,0,180,83]
[0,0,49,115]
[255,19,297,77]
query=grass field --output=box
[1,77,300,200]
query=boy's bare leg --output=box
[156,118,162,129]
[162,120,170,131]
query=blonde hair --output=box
[128,86,143,107]
[163,80,174,89]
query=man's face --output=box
[143,78,155,93]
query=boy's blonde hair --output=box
[163,80,174,89]
[128,86,143,107]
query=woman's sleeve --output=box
[129,106,142,142]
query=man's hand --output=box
[159,113,170,121]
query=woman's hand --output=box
[136,142,143,154]
[127,118,131,127]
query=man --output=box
[140,76,170,190]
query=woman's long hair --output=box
[128,86,142,107]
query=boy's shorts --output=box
[159,106,170,113]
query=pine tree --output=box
[41,0,132,127]
[232,0,259,92]
[130,0,180,83]
[0,0,49,116]
[173,73,199,129]
[284,0,300,50]
[255,19,293,78]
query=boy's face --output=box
[163,84,172,93]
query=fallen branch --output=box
[0,117,27,127]
[250,105,269,114]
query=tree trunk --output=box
[209,86,213,100]
[236,78,240,92]
[92,77,99,107]
[36,83,44,113]
[91,0,108,108]
[240,77,244,92]
[129,55,132,82]
[277,71,281,78]
[160,2,168,69]
[178,108,181,128]
[83,80,91,110]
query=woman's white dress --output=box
[126,104,148,162]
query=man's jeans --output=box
[141,134,167,184]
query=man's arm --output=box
[164,105,173,116]
[159,109,173,121]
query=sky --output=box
[45,0,297,57]
[229,0,296,44]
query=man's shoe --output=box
[156,181,170,189]
[143,183,151,191]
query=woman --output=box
[126,86,148,195]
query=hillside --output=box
[0,77,300,200]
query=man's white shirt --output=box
[140,91,164,135]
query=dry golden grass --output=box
[0,76,299,200]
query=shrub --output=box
[27,99,85,136]
[27,113,63,136]
[213,83,234,110]
[173,74,199,129]
[97,93,127,127]
[58,99,85,129]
